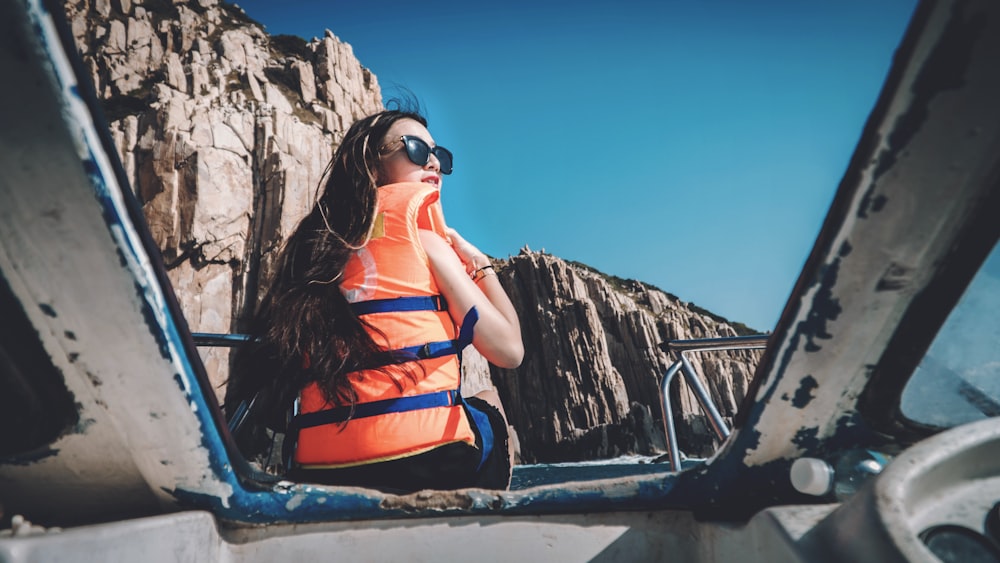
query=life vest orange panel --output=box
[293,182,477,468]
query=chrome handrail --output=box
[190,333,260,439]
[659,335,768,471]
[191,332,252,347]
[666,334,769,352]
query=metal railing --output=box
[192,333,252,347]
[191,333,254,432]
[194,331,768,472]
[659,335,768,471]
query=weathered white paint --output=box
[736,0,1000,466]
[0,505,840,563]
[0,0,233,523]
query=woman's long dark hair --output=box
[226,109,429,430]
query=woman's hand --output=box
[421,229,524,369]
[445,227,490,272]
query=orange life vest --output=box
[292,182,478,469]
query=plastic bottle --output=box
[790,449,891,500]
[832,449,891,501]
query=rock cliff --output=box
[487,250,760,463]
[64,0,382,395]
[65,0,762,464]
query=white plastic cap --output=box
[790,457,834,496]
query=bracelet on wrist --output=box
[471,264,496,283]
[468,255,490,271]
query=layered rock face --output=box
[64,0,382,395]
[66,0,762,464]
[488,250,760,463]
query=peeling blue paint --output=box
[115,247,128,268]
[858,184,888,219]
[136,281,172,360]
[172,373,189,395]
[83,159,124,233]
[792,426,821,451]
[871,194,888,213]
[839,240,853,257]
[801,259,843,353]
[870,3,984,182]
[790,375,819,408]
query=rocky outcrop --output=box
[65,0,762,465]
[64,0,382,397]
[482,250,760,463]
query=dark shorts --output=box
[288,396,510,493]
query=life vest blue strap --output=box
[456,306,478,350]
[396,340,458,361]
[290,308,481,431]
[391,306,479,362]
[289,389,460,430]
[463,398,495,471]
[349,295,447,316]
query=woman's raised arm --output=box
[420,228,523,369]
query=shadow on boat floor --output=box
[509,458,702,490]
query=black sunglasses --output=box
[384,135,453,175]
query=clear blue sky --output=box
[234,0,917,332]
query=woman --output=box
[229,108,523,492]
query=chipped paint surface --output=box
[0,0,236,521]
[737,0,1000,469]
[787,376,819,409]
[665,0,1000,521]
